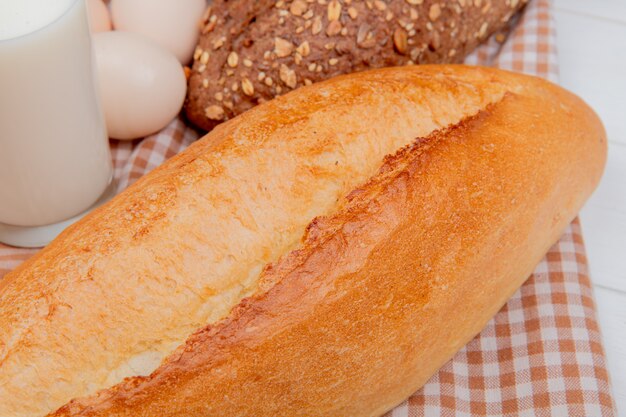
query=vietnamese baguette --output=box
[0,66,606,417]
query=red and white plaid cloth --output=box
[0,0,616,415]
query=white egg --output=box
[93,31,187,140]
[110,0,208,64]
[86,0,112,33]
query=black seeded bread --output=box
[185,0,528,131]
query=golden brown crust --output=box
[0,66,605,417]
[52,68,605,416]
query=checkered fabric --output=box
[0,0,616,415]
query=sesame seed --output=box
[327,0,342,21]
[393,28,408,54]
[297,41,311,57]
[478,21,488,37]
[410,47,421,61]
[290,0,308,15]
[200,51,210,65]
[213,37,225,50]
[357,24,369,44]
[227,52,239,67]
[205,105,224,120]
[279,63,297,88]
[242,78,255,96]
[312,16,323,34]
[326,20,342,36]
[274,37,294,57]
[429,4,442,20]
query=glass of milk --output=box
[0,0,114,247]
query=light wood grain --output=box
[555,0,626,23]
[555,1,626,414]
[556,9,626,147]
[581,143,626,293]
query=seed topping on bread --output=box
[186,0,527,130]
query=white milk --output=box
[0,0,112,227]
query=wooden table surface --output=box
[554,0,626,414]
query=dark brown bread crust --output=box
[186,0,527,130]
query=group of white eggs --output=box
[87,0,208,140]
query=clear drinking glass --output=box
[0,0,113,247]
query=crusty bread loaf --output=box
[186,0,528,131]
[0,66,605,417]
